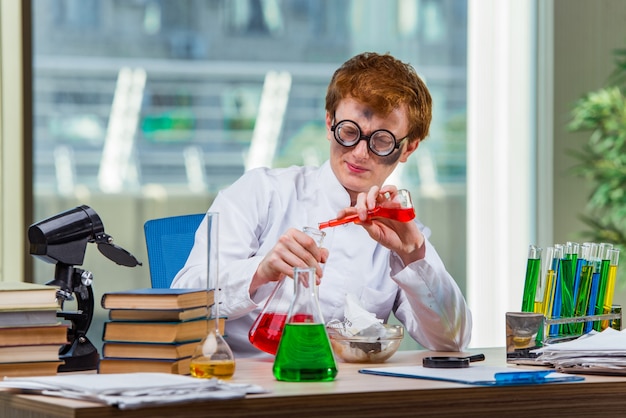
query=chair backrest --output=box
[144,213,205,288]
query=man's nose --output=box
[352,136,370,158]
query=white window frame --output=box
[467,0,550,347]
[0,1,27,283]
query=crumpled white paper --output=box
[327,293,386,338]
[0,372,266,409]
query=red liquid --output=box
[248,312,314,355]
[318,206,415,229]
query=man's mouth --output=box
[346,162,367,174]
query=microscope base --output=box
[58,336,100,372]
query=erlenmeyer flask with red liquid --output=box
[247,277,291,355]
[248,227,325,355]
[318,189,415,229]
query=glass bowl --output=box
[326,324,404,363]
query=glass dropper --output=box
[190,212,236,379]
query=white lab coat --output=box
[171,161,472,357]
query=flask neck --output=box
[288,267,324,324]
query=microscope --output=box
[28,205,141,372]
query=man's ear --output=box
[325,112,333,142]
[399,139,420,163]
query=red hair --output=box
[325,52,432,143]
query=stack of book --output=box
[0,282,67,378]
[99,288,224,375]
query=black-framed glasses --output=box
[330,119,408,157]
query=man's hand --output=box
[250,228,328,295]
[336,185,425,266]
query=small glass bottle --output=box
[190,212,236,379]
[248,227,325,355]
[272,266,337,382]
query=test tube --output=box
[566,242,579,277]
[572,243,590,305]
[521,245,542,313]
[593,243,613,331]
[539,246,555,316]
[601,248,620,329]
[559,249,576,336]
[549,246,564,337]
[584,243,601,333]
[573,243,593,334]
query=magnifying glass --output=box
[422,353,486,368]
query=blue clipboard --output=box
[359,365,585,386]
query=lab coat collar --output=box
[318,161,351,210]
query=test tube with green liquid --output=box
[521,245,542,312]
[566,242,579,278]
[572,244,592,334]
[558,242,579,336]
[593,243,613,331]
[559,255,576,335]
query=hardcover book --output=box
[102,317,225,343]
[0,344,62,363]
[107,306,209,322]
[0,282,59,309]
[0,308,59,327]
[102,340,200,360]
[0,361,63,378]
[101,288,213,310]
[98,357,192,375]
[0,324,68,347]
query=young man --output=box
[172,52,472,357]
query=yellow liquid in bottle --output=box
[190,359,236,379]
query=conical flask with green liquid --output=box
[272,266,337,382]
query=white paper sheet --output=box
[533,328,626,375]
[0,372,266,409]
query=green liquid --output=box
[522,258,541,312]
[573,265,593,334]
[273,323,337,382]
[566,253,578,279]
[559,258,576,335]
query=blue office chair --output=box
[143,213,205,288]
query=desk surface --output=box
[2,347,626,418]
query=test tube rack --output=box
[506,308,622,365]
